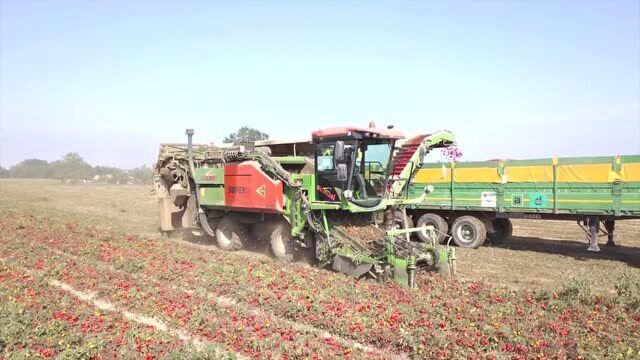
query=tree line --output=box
[0,152,153,185]
[0,127,270,184]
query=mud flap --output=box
[332,255,374,278]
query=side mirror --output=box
[337,163,348,181]
[334,141,345,162]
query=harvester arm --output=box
[390,130,456,197]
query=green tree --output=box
[128,165,154,184]
[0,167,9,178]
[49,152,93,182]
[94,165,125,183]
[9,159,50,178]
[223,126,269,144]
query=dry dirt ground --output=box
[1,179,638,294]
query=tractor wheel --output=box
[206,217,222,234]
[270,221,294,262]
[215,216,246,251]
[487,218,513,244]
[393,210,414,230]
[451,216,487,249]
[415,213,449,244]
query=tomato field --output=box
[1,180,640,359]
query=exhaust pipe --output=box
[185,129,216,237]
[186,128,195,174]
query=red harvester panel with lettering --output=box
[224,162,284,213]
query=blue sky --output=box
[1,1,638,168]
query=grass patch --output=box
[558,277,592,305]
[615,273,640,312]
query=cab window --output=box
[316,143,335,171]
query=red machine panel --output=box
[224,162,284,213]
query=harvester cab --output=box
[312,125,403,208]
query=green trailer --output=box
[399,152,640,251]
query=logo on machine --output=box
[512,194,524,207]
[256,184,266,198]
[201,174,217,181]
[528,193,548,208]
[227,186,246,194]
[316,185,337,201]
[201,170,218,181]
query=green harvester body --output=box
[154,126,457,287]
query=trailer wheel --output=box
[270,221,294,262]
[487,218,513,244]
[215,217,246,251]
[415,213,449,244]
[451,216,486,249]
[393,210,414,230]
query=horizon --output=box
[1,1,639,168]
[4,136,640,171]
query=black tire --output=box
[206,217,222,234]
[270,221,294,262]
[393,210,414,230]
[487,218,513,244]
[451,216,487,249]
[415,213,449,244]
[215,216,246,251]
